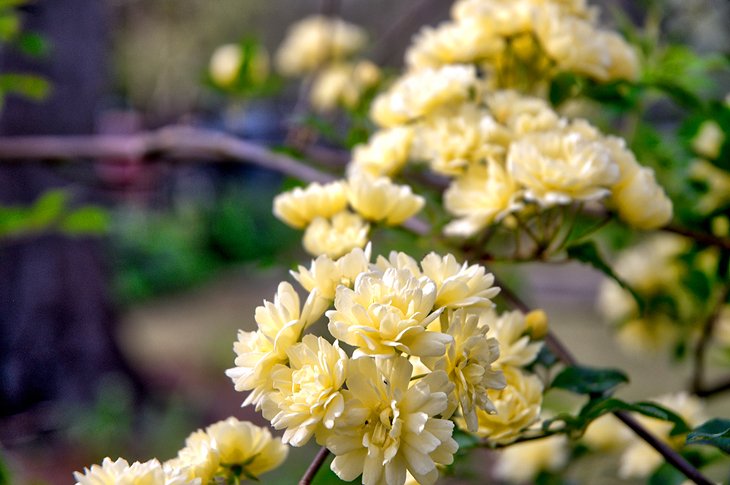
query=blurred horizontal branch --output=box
[0,126,337,184]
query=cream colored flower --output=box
[610,166,673,229]
[486,90,557,131]
[264,335,348,446]
[444,161,524,237]
[507,131,620,206]
[374,251,423,277]
[422,309,505,431]
[226,282,322,407]
[451,0,535,37]
[275,15,366,76]
[310,61,381,112]
[327,268,451,358]
[352,126,414,177]
[74,458,196,485]
[420,252,500,309]
[689,158,730,214]
[273,181,348,229]
[302,211,370,258]
[465,367,543,444]
[327,357,457,485]
[204,418,289,478]
[166,430,220,484]
[692,121,725,159]
[291,244,371,300]
[601,30,640,81]
[619,393,705,479]
[370,65,480,127]
[405,19,504,70]
[210,44,243,87]
[494,435,569,483]
[582,414,632,451]
[347,175,424,225]
[615,316,679,355]
[413,103,508,176]
[483,309,543,369]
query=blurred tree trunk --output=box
[0,0,140,418]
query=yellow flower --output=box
[413,103,508,176]
[166,430,220,484]
[443,161,524,237]
[204,418,289,479]
[302,211,370,258]
[601,30,640,81]
[483,309,544,369]
[310,61,381,112]
[615,316,679,355]
[370,65,480,127]
[692,121,725,159]
[507,131,620,206]
[451,0,535,37]
[290,244,372,300]
[226,282,323,407]
[352,126,414,177]
[327,268,451,358]
[420,252,500,309]
[275,15,366,76]
[610,167,673,229]
[264,335,348,446]
[405,19,504,70]
[347,175,424,225]
[486,90,558,131]
[582,414,632,452]
[464,367,543,445]
[494,435,569,483]
[327,357,457,485]
[74,458,195,485]
[273,181,348,229]
[619,393,705,479]
[422,309,505,431]
[209,44,243,87]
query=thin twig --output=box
[299,446,331,485]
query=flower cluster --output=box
[406,0,639,87]
[73,417,287,485]
[273,177,424,257]
[227,247,548,484]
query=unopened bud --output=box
[525,309,548,339]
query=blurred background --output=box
[0,0,728,483]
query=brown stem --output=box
[299,446,331,485]
[695,376,730,398]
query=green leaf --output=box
[0,0,30,9]
[0,73,51,101]
[632,402,690,436]
[686,419,730,453]
[60,206,110,235]
[551,365,628,395]
[18,32,50,58]
[0,13,19,42]
[28,190,68,228]
[566,241,645,313]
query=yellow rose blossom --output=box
[422,309,505,431]
[616,316,679,355]
[486,90,556,129]
[443,161,524,237]
[275,15,366,76]
[494,435,569,483]
[273,181,348,229]
[482,309,543,369]
[413,103,508,176]
[263,335,348,446]
[226,282,323,407]
[601,30,640,81]
[419,252,500,309]
[451,0,535,37]
[310,61,381,112]
[351,126,414,177]
[290,244,371,300]
[166,430,219,484]
[209,44,243,87]
[405,19,504,70]
[327,267,451,358]
[347,175,425,225]
[327,357,457,485]
[204,418,289,479]
[507,131,620,206]
[370,64,480,127]
[374,251,423,277]
[619,393,705,479]
[610,166,673,229]
[582,414,633,452]
[692,120,725,159]
[302,211,370,258]
[464,367,543,444]
[74,458,196,485]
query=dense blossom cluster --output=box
[226,247,547,484]
[73,417,287,485]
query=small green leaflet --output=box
[686,419,730,454]
[551,365,628,395]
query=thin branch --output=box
[299,446,331,485]
[694,376,730,398]
[664,224,730,251]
